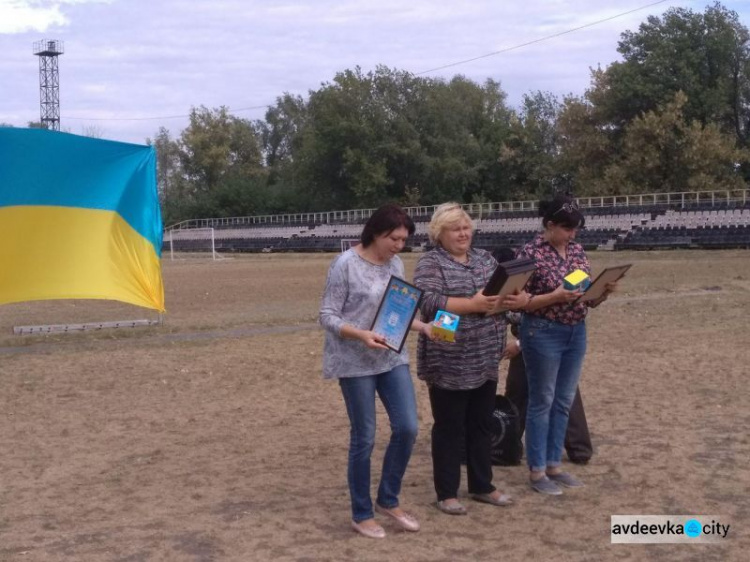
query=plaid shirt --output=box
[517,233,591,325]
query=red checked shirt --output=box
[517,233,591,325]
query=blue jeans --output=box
[520,315,587,472]
[339,364,418,523]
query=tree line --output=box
[148,2,750,225]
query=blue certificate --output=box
[370,276,423,353]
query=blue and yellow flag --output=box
[0,128,164,311]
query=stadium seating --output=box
[164,191,750,254]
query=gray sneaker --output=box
[530,476,563,495]
[547,472,584,488]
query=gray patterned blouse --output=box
[319,249,410,379]
[414,247,508,390]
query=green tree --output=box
[147,127,188,225]
[280,67,514,210]
[500,91,563,199]
[604,91,748,193]
[194,172,275,218]
[257,93,308,170]
[292,66,421,210]
[179,106,264,193]
[555,95,618,195]
[590,2,750,146]
[307,67,392,209]
[409,76,514,204]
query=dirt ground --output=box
[0,249,748,561]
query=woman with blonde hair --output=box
[413,202,530,515]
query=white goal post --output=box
[166,227,224,260]
[340,238,360,253]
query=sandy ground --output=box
[0,250,748,561]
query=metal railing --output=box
[165,188,749,231]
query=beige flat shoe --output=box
[351,520,386,539]
[375,504,420,532]
[470,492,513,506]
[435,499,467,515]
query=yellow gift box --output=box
[564,269,591,291]
[432,310,460,342]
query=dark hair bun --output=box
[538,200,555,217]
[538,194,584,228]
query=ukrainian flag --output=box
[0,128,165,311]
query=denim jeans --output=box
[520,315,587,472]
[505,354,593,462]
[339,364,418,523]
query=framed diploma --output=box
[483,257,536,314]
[575,264,632,303]
[370,276,424,353]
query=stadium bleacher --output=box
[164,190,750,254]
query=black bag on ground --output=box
[459,394,523,466]
[489,394,523,466]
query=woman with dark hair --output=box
[319,203,434,539]
[492,247,594,465]
[516,195,617,495]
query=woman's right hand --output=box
[550,284,583,304]
[358,330,390,350]
[470,290,500,313]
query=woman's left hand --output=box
[603,280,618,295]
[590,281,618,307]
[500,290,531,311]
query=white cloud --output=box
[0,1,67,33]
[1,0,745,143]
[0,0,112,34]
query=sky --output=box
[2,0,750,145]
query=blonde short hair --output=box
[428,202,474,245]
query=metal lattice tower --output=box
[33,39,64,131]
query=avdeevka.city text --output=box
[611,519,730,538]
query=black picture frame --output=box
[370,275,424,353]
[483,257,536,314]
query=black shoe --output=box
[567,456,590,465]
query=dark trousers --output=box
[428,380,497,501]
[505,354,593,462]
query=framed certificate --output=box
[370,276,424,353]
[576,264,632,303]
[483,257,536,314]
